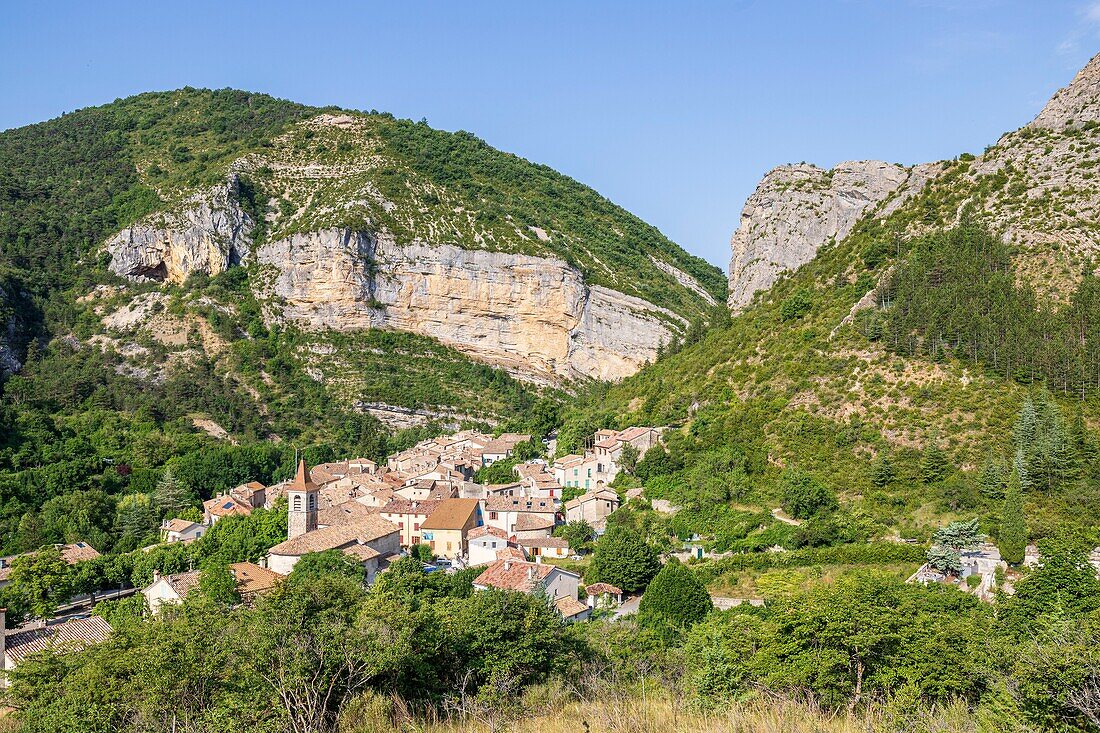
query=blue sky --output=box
[2,1,1097,269]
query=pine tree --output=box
[920,443,949,484]
[978,453,1007,498]
[154,466,189,518]
[999,470,1027,565]
[870,455,895,489]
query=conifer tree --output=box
[920,443,949,484]
[978,453,1007,498]
[999,470,1027,565]
[870,455,895,489]
[154,466,189,518]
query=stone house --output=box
[565,489,621,525]
[419,498,482,559]
[472,557,581,602]
[583,582,623,609]
[482,496,558,537]
[514,462,563,499]
[203,494,253,525]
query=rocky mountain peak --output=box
[1029,51,1100,130]
[727,160,913,310]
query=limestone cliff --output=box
[255,230,680,383]
[728,52,1100,307]
[727,161,914,310]
[105,177,253,284]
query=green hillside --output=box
[561,173,1100,550]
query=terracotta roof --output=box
[162,519,201,534]
[595,437,619,449]
[584,582,622,595]
[289,459,318,492]
[267,516,399,557]
[164,570,202,599]
[4,616,112,663]
[469,525,509,540]
[514,513,555,531]
[553,455,585,469]
[420,499,480,530]
[204,495,253,518]
[496,547,527,561]
[0,543,101,583]
[484,496,556,513]
[379,499,441,517]
[517,537,569,549]
[60,542,101,564]
[341,544,381,561]
[318,500,378,527]
[565,489,620,510]
[554,595,589,620]
[618,426,654,442]
[229,562,281,595]
[473,559,553,592]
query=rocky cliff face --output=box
[727,161,914,310]
[0,283,22,375]
[105,177,252,284]
[255,230,680,383]
[728,53,1100,308]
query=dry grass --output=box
[340,688,997,733]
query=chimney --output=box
[503,559,512,571]
[152,569,161,583]
[526,566,536,580]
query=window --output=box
[585,479,590,489]
[573,469,578,476]
[489,511,498,520]
[446,541,453,551]
[587,468,592,478]
[292,495,303,511]
[491,541,497,548]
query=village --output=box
[0,425,665,677]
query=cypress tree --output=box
[999,470,1027,565]
[154,466,189,518]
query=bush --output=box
[638,559,712,629]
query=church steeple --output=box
[287,460,318,539]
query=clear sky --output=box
[2,1,1097,269]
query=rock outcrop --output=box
[105,177,252,284]
[727,161,911,310]
[0,283,22,375]
[256,230,680,383]
[1029,52,1100,130]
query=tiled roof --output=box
[379,499,441,517]
[268,516,399,557]
[484,496,556,513]
[553,455,584,469]
[163,570,202,599]
[60,542,101,564]
[469,525,509,540]
[4,616,112,663]
[163,518,201,534]
[553,595,589,620]
[495,547,527,561]
[514,513,555,531]
[420,499,480,530]
[289,459,318,492]
[584,582,622,595]
[517,537,569,549]
[565,489,620,510]
[341,544,381,561]
[618,426,654,442]
[473,559,553,592]
[0,543,102,583]
[204,495,253,518]
[229,562,281,595]
[318,500,378,527]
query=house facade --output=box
[419,498,482,559]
